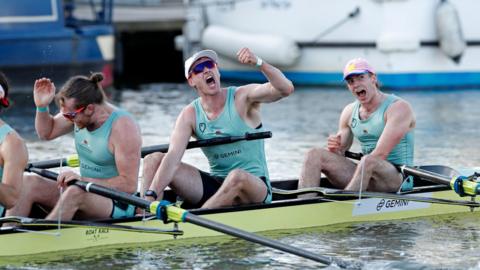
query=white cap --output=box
[184,49,218,78]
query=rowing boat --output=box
[1,166,479,258]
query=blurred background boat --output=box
[0,0,114,91]
[177,0,480,89]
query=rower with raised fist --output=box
[298,58,416,195]
[142,48,294,209]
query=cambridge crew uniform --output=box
[192,87,272,206]
[350,94,415,191]
[0,124,14,217]
[75,109,137,218]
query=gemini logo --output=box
[376,198,409,211]
[376,199,385,211]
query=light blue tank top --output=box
[192,87,270,185]
[350,94,414,166]
[74,109,134,179]
[0,123,14,215]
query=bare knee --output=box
[60,186,87,206]
[304,148,332,168]
[143,152,165,170]
[224,169,249,191]
[359,155,381,172]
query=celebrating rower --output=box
[298,58,415,195]
[142,48,294,208]
[7,73,142,220]
[0,72,29,217]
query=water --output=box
[2,85,480,269]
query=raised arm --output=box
[148,106,195,199]
[236,48,294,104]
[371,100,415,159]
[33,78,73,140]
[0,132,28,209]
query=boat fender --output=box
[435,0,466,63]
[201,25,300,67]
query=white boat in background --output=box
[178,0,480,89]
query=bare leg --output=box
[141,152,165,195]
[6,174,59,217]
[142,153,205,204]
[46,185,114,220]
[345,154,403,192]
[298,148,356,198]
[202,169,267,209]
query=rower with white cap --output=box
[142,47,294,208]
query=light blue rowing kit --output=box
[350,94,415,191]
[74,109,137,218]
[0,124,14,217]
[192,87,272,203]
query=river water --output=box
[2,84,480,269]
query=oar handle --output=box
[345,151,363,160]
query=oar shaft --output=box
[345,151,452,185]
[400,166,451,185]
[141,131,272,157]
[27,158,68,169]
[27,168,151,209]
[184,213,354,268]
[27,131,273,169]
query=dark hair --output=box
[0,72,10,109]
[56,72,106,108]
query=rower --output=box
[142,48,294,208]
[0,72,29,217]
[298,58,416,195]
[6,73,142,220]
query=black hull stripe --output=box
[298,41,480,48]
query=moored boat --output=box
[178,0,480,89]
[0,0,114,91]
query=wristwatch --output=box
[144,189,158,200]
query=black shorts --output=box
[196,170,270,207]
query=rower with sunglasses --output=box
[142,48,294,208]
[7,73,142,221]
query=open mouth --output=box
[206,75,215,85]
[356,90,366,97]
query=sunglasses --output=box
[189,60,216,76]
[62,106,86,121]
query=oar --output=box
[26,167,361,269]
[27,131,272,169]
[345,151,480,196]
